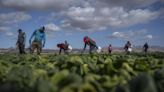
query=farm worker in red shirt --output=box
[82,36,99,54]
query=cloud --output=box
[0,26,17,39]
[39,12,57,22]
[109,29,153,40]
[0,0,160,11]
[0,0,163,32]
[118,9,159,27]
[96,0,159,9]
[6,31,14,36]
[45,23,60,32]
[63,6,99,31]
[0,12,31,25]
[0,26,10,32]
[5,31,17,40]
[61,6,160,31]
[0,26,14,37]
[161,0,164,3]
[44,23,60,38]
[0,0,79,11]
[0,12,31,39]
[65,32,73,36]
[109,31,132,39]
[145,35,153,39]
[110,32,128,39]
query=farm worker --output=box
[124,41,132,53]
[16,29,26,54]
[143,43,149,53]
[29,26,46,55]
[82,36,98,54]
[57,40,72,54]
[108,44,112,54]
[64,40,69,50]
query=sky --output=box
[0,0,164,49]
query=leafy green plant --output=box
[0,53,163,92]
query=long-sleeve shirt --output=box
[29,30,46,45]
[108,46,112,51]
[17,32,26,45]
[83,37,97,51]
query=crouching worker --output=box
[16,29,26,54]
[57,41,72,55]
[82,36,99,54]
[29,26,46,55]
[124,41,132,54]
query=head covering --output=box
[42,26,45,30]
[18,29,22,32]
[39,26,45,33]
[83,36,89,43]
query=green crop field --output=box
[0,53,163,92]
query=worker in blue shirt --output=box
[29,26,46,54]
